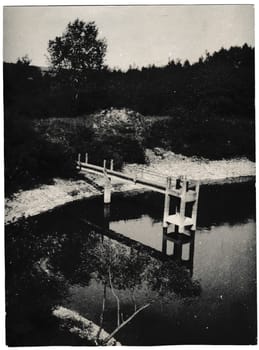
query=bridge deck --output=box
[78,161,198,201]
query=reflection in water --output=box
[103,201,196,276]
[162,229,195,276]
[6,202,201,346]
[5,181,256,345]
[103,203,111,231]
[68,181,255,229]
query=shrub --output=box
[146,115,255,160]
[5,111,76,195]
[88,134,146,169]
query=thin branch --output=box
[108,266,120,327]
[97,282,107,341]
[103,303,150,345]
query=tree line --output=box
[4,43,254,119]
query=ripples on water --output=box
[5,181,256,345]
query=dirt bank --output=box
[5,150,255,225]
[124,149,256,184]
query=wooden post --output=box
[163,177,171,228]
[85,153,88,164]
[178,177,187,233]
[110,159,114,171]
[191,182,200,230]
[103,158,111,204]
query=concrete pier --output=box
[163,177,171,228]
[104,177,112,204]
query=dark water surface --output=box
[5,181,256,345]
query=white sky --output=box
[3,5,255,70]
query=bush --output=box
[35,116,147,170]
[146,115,255,160]
[5,111,147,195]
[5,111,76,195]
[85,134,146,169]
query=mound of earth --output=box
[90,108,146,141]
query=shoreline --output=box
[5,151,255,225]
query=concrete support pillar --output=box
[104,177,112,204]
[163,177,171,228]
[178,177,187,233]
[191,182,200,230]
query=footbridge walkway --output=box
[77,153,200,234]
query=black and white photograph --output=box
[3,4,256,346]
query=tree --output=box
[183,59,190,68]
[47,19,107,111]
[16,54,31,66]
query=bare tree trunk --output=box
[105,267,150,346]
[97,282,107,341]
[108,266,120,327]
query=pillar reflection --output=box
[162,227,195,276]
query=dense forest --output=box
[4,43,255,194]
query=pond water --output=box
[5,181,256,345]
